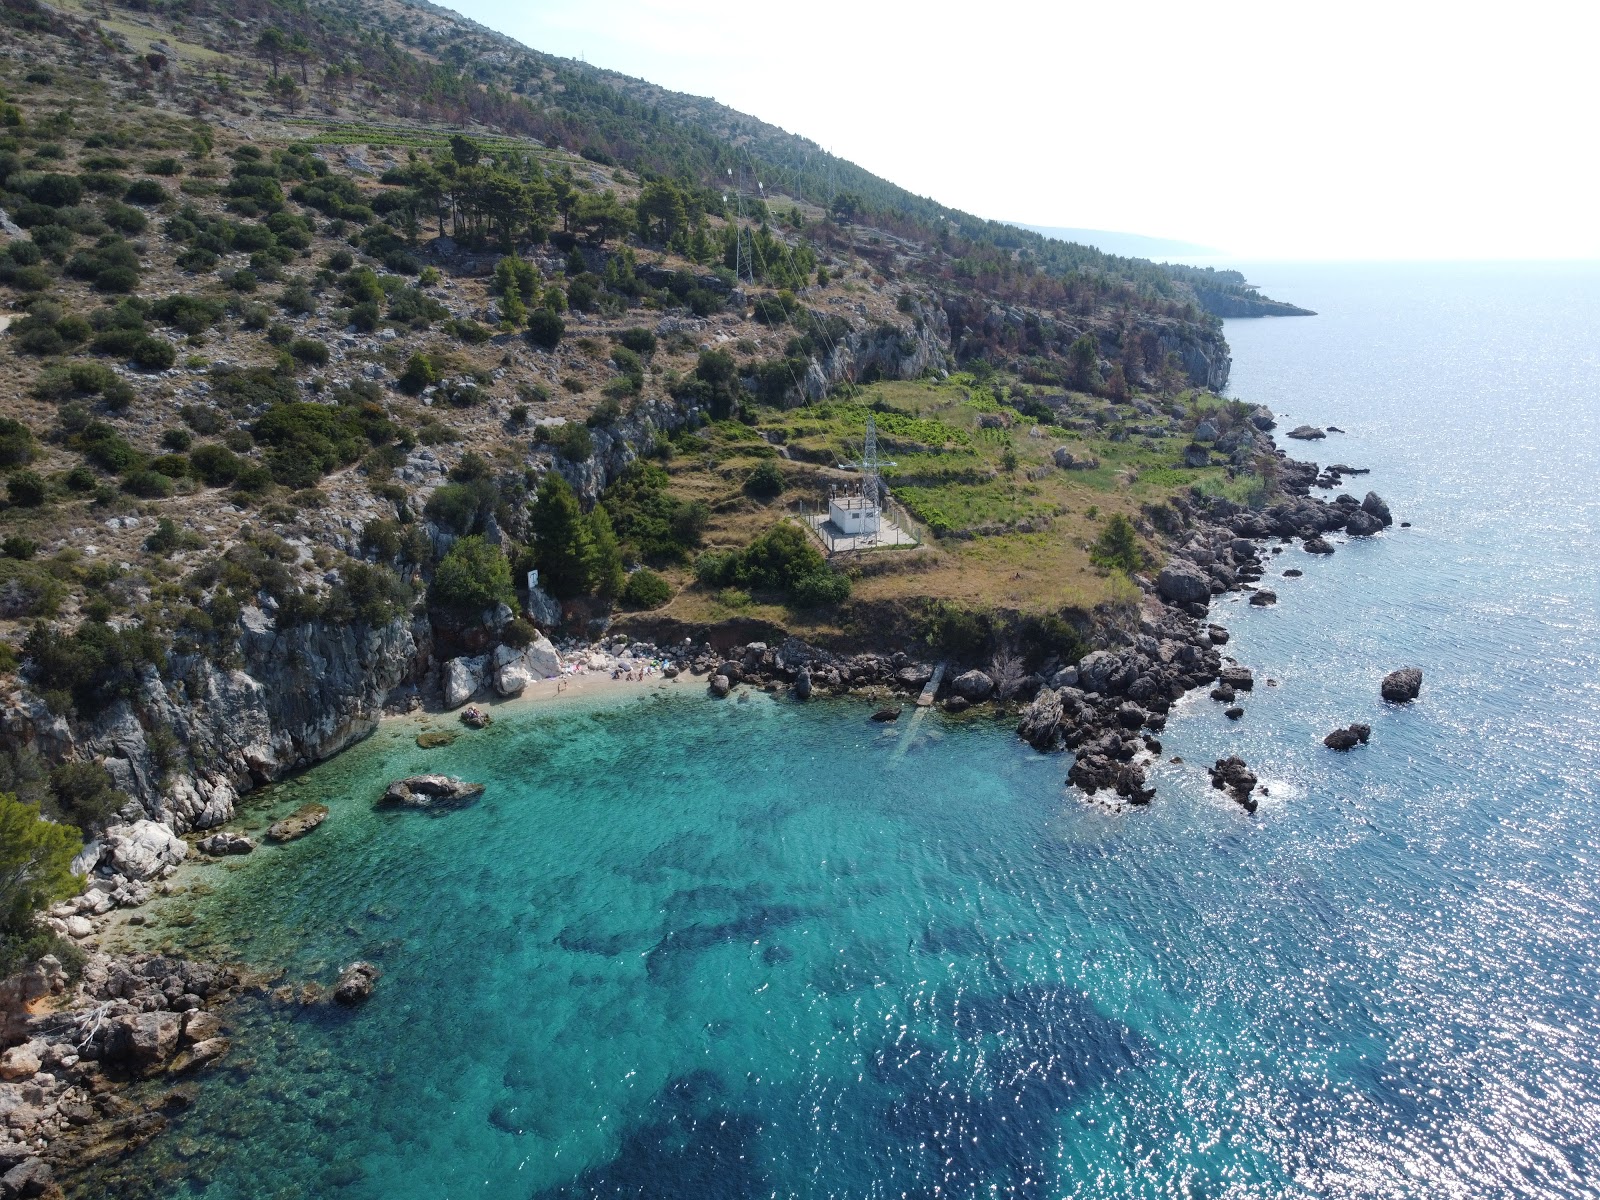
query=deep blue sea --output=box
[109,263,1600,1199]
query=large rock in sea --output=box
[99,820,188,880]
[1287,425,1327,440]
[443,655,486,709]
[793,667,812,700]
[1361,491,1394,527]
[1345,509,1385,536]
[379,775,484,812]
[1157,560,1211,605]
[950,669,995,701]
[333,961,381,1005]
[1324,724,1372,750]
[1017,688,1064,750]
[1381,667,1423,703]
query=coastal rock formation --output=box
[266,803,329,842]
[196,832,254,857]
[1324,724,1372,750]
[1381,668,1423,703]
[524,585,563,630]
[709,674,731,698]
[84,821,188,882]
[1287,425,1327,440]
[443,656,487,709]
[379,775,485,812]
[1208,756,1259,811]
[871,706,902,722]
[950,670,996,701]
[1156,560,1211,606]
[1249,590,1277,606]
[492,636,562,697]
[333,962,381,1005]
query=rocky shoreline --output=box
[0,426,1406,1191]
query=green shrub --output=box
[22,619,166,716]
[130,336,176,370]
[288,337,328,366]
[1089,512,1147,574]
[621,568,671,609]
[423,479,497,537]
[123,178,168,205]
[0,560,65,616]
[743,460,784,498]
[525,308,564,350]
[617,327,657,358]
[188,442,242,485]
[149,294,224,334]
[543,422,593,463]
[428,535,514,614]
[0,418,37,468]
[396,352,438,395]
[3,536,38,561]
[122,468,173,498]
[0,794,81,959]
[44,762,126,834]
[6,471,46,507]
[693,521,848,607]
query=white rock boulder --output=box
[492,637,562,697]
[100,820,188,881]
[443,655,487,709]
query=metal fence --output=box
[794,499,923,557]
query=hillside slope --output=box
[0,0,1301,900]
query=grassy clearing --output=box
[635,376,1247,623]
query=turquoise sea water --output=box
[108,263,1600,1199]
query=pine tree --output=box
[586,506,625,601]
[530,472,592,599]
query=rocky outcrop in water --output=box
[332,962,380,1005]
[1324,724,1372,750]
[378,775,485,813]
[1381,668,1423,703]
[0,950,244,1190]
[266,803,328,842]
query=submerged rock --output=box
[379,775,485,813]
[333,961,380,1005]
[871,706,902,722]
[196,832,254,857]
[267,803,329,842]
[1381,667,1423,703]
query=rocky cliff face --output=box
[2,611,424,842]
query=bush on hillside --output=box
[621,568,671,609]
[428,535,514,615]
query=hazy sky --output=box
[442,0,1598,260]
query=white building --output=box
[828,492,881,535]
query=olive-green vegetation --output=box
[0,792,82,978]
